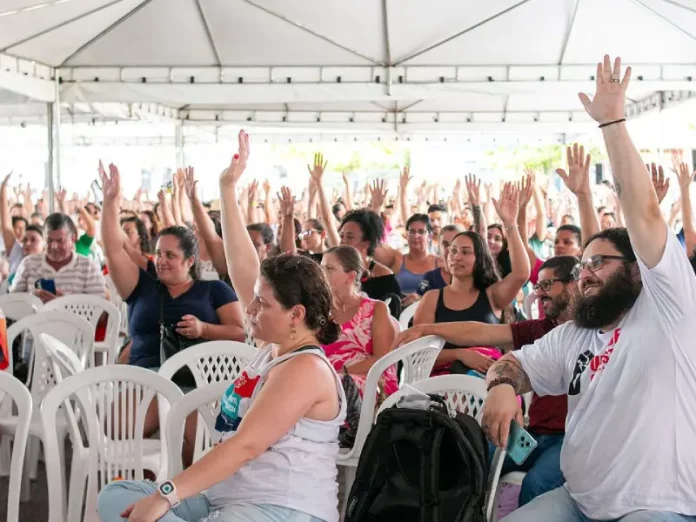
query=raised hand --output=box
[491,182,520,226]
[307,153,327,183]
[369,179,388,210]
[670,152,695,191]
[56,187,67,204]
[220,129,250,187]
[648,163,669,204]
[556,144,592,196]
[262,179,271,196]
[102,163,122,201]
[248,180,259,206]
[518,170,535,208]
[578,55,631,124]
[1,172,12,190]
[399,167,413,190]
[279,186,295,218]
[465,174,482,207]
[183,166,198,201]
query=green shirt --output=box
[75,234,94,256]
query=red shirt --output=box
[510,318,567,435]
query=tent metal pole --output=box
[54,72,62,192]
[175,122,184,167]
[46,102,55,214]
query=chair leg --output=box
[27,437,40,480]
[0,436,11,477]
[20,435,34,502]
[67,451,86,522]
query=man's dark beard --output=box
[572,264,642,329]
[544,291,571,321]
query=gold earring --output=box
[290,325,297,341]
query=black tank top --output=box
[434,288,500,349]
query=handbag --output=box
[158,283,200,388]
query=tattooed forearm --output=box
[486,354,533,394]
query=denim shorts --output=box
[97,480,327,522]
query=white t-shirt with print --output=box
[514,227,696,520]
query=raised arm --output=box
[100,162,140,300]
[557,144,601,239]
[579,55,665,267]
[176,169,194,224]
[467,174,488,238]
[183,167,227,278]
[55,187,68,215]
[308,153,340,247]
[369,180,387,214]
[278,186,297,254]
[219,130,258,310]
[157,189,176,228]
[399,167,412,228]
[77,205,96,239]
[342,171,354,211]
[0,173,16,254]
[672,154,696,257]
[488,183,531,310]
[516,172,539,267]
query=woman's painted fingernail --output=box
[234,154,239,159]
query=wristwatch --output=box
[158,480,180,508]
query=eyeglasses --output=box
[408,229,429,236]
[572,255,626,280]
[533,279,569,293]
[298,230,319,240]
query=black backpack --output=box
[345,394,489,522]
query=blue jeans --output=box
[97,480,326,522]
[490,432,565,506]
[501,486,696,522]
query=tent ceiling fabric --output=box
[1,0,696,132]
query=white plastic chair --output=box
[41,366,183,522]
[398,301,419,331]
[0,331,84,505]
[104,274,128,337]
[523,292,537,320]
[165,380,229,477]
[337,335,444,510]
[43,294,122,366]
[0,295,41,476]
[7,310,94,374]
[0,293,43,322]
[158,341,256,473]
[0,372,32,522]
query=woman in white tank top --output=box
[98,132,347,522]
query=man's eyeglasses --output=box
[572,254,626,280]
[533,279,569,293]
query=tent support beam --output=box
[394,0,536,65]
[630,0,696,43]
[0,0,127,53]
[46,103,55,214]
[54,72,62,192]
[662,0,696,15]
[59,0,155,67]
[193,0,222,67]
[243,0,385,66]
[558,0,581,65]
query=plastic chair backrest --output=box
[342,335,444,462]
[398,301,419,331]
[41,366,183,522]
[0,372,32,522]
[165,380,229,476]
[8,310,94,393]
[43,294,121,364]
[0,293,42,322]
[378,374,488,423]
[523,292,538,320]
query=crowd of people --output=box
[2,54,695,522]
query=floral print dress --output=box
[323,297,399,397]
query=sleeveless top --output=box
[395,258,426,295]
[434,288,500,349]
[206,345,347,522]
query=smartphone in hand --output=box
[35,278,57,295]
[506,420,538,465]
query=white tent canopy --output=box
[1,0,696,134]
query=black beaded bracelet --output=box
[598,118,626,129]
[487,377,517,393]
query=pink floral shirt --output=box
[323,297,398,397]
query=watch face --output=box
[160,482,174,495]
